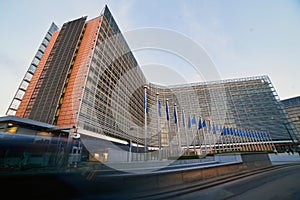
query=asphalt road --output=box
[171,164,300,200]
[3,163,300,200]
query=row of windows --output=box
[78,19,146,139]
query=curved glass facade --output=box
[281,96,300,139]
[146,76,297,148]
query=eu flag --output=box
[229,127,233,135]
[144,90,147,113]
[166,102,169,121]
[234,129,238,136]
[174,107,177,124]
[240,130,244,136]
[202,119,206,128]
[212,123,216,134]
[182,111,185,127]
[207,120,211,132]
[198,118,202,129]
[158,100,162,117]
[222,126,227,135]
[263,132,267,138]
[257,132,261,138]
[246,130,249,137]
[192,115,196,124]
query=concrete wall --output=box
[241,152,271,169]
[268,152,300,164]
[80,152,272,197]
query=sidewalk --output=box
[268,153,300,165]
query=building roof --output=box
[0,115,56,130]
[281,96,300,107]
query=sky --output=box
[0,0,300,116]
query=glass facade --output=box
[281,96,300,139]
[77,7,146,143]
[8,6,297,153]
[146,76,297,149]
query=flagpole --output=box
[166,99,172,156]
[183,110,189,155]
[229,128,235,151]
[224,127,230,152]
[251,130,259,151]
[144,85,148,158]
[239,129,245,151]
[221,126,226,152]
[263,132,271,151]
[244,129,252,151]
[263,132,270,150]
[231,129,235,151]
[215,123,223,153]
[205,119,212,154]
[199,117,207,155]
[245,130,251,151]
[191,115,196,155]
[228,127,234,152]
[267,132,276,152]
[212,121,217,153]
[255,131,263,151]
[264,132,271,151]
[251,131,259,151]
[174,103,182,155]
[156,92,161,159]
[248,130,255,151]
[222,127,226,152]
[239,129,246,151]
[197,117,203,155]
[260,132,268,151]
[243,129,250,151]
[230,127,238,151]
[207,120,213,154]
[236,129,243,151]
[259,132,267,151]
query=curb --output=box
[133,163,300,200]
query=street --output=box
[171,164,300,200]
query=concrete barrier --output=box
[241,152,272,169]
[268,153,300,164]
[76,152,273,197]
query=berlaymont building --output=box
[2,5,298,163]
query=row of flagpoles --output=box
[143,87,275,156]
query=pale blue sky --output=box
[0,0,300,116]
